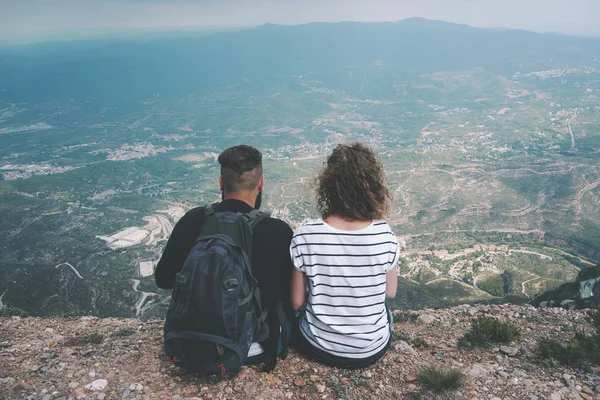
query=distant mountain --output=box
[1,19,599,104]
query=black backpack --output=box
[164,205,269,376]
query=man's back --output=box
[155,199,293,370]
[155,199,293,303]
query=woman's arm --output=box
[290,269,308,310]
[386,265,398,298]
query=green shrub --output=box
[87,332,104,344]
[0,307,28,317]
[392,330,411,342]
[536,338,586,367]
[417,365,465,393]
[113,327,136,337]
[393,311,420,324]
[458,317,521,348]
[411,337,430,349]
[537,307,600,367]
[65,332,104,346]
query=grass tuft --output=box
[458,317,521,348]
[417,365,465,393]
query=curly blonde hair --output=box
[315,142,391,221]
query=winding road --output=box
[0,289,7,309]
[131,279,158,317]
[54,262,84,279]
[567,119,576,150]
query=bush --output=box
[417,365,465,393]
[411,337,430,349]
[113,327,136,337]
[458,317,521,348]
[536,338,586,367]
[87,332,104,344]
[65,332,104,346]
[0,307,28,317]
[392,330,411,342]
[536,307,600,367]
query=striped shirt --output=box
[291,219,400,359]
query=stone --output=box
[418,314,436,324]
[500,346,519,357]
[129,383,143,391]
[560,300,576,310]
[294,379,306,387]
[0,377,16,385]
[121,389,131,398]
[97,394,106,400]
[469,364,490,378]
[393,341,416,355]
[563,374,575,391]
[316,384,326,393]
[85,379,108,391]
[407,384,418,391]
[406,374,418,382]
[69,382,79,389]
[361,371,372,379]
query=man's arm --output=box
[253,218,294,372]
[155,208,204,289]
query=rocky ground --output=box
[1,304,599,400]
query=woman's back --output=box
[291,218,399,358]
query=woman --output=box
[290,142,399,368]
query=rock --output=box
[69,381,79,389]
[580,394,592,400]
[294,378,306,387]
[500,346,519,357]
[316,384,326,393]
[85,379,108,391]
[512,369,528,379]
[129,383,143,391]
[563,374,575,391]
[97,394,106,400]
[393,341,416,355]
[418,314,436,324]
[469,364,490,378]
[406,374,418,382]
[361,371,372,379]
[121,389,130,398]
[560,299,576,310]
[0,377,16,385]
[407,384,418,391]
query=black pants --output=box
[291,307,392,369]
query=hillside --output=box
[1,304,599,399]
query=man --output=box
[155,145,293,372]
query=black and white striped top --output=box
[291,219,400,359]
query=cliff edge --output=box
[1,305,599,400]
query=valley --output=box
[0,20,599,317]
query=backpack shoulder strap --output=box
[243,210,269,230]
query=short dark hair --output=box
[316,142,391,221]
[218,145,263,193]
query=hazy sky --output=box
[1,0,600,42]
